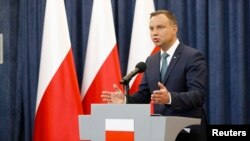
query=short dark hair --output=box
[150,10,177,25]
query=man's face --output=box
[149,14,177,51]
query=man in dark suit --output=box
[102,10,207,141]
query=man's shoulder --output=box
[180,43,196,51]
[180,43,203,55]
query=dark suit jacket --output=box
[129,43,208,140]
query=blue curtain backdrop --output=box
[0,0,249,141]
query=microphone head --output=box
[135,62,147,73]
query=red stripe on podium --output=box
[106,131,134,141]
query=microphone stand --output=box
[120,62,146,104]
[120,79,130,104]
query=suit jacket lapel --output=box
[162,44,183,83]
[155,52,161,83]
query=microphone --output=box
[120,62,147,84]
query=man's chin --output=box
[155,43,162,47]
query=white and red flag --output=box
[105,119,134,141]
[34,0,83,140]
[127,0,158,113]
[81,0,122,114]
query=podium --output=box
[79,104,200,141]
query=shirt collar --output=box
[161,39,180,57]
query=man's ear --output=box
[173,25,178,33]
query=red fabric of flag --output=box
[34,0,83,140]
[81,0,122,114]
[127,0,158,114]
